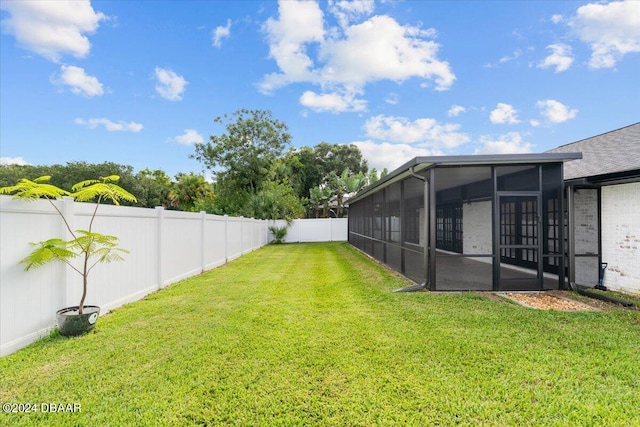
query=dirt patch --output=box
[499,292,599,311]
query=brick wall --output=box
[601,182,640,294]
[463,201,492,263]
[573,189,599,286]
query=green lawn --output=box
[1,242,639,426]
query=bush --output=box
[268,225,288,244]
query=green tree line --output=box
[0,109,387,221]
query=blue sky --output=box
[1,0,639,177]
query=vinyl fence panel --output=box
[0,197,67,357]
[269,218,348,243]
[0,197,267,356]
[1,196,347,357]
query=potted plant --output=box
[0,175,136,336]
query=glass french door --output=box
[498,195,541,290]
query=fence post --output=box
[240,216,244,255]
[200,211,206,273]
[251,218,255,251]
[329,217,333,242]
[155,206,165,289]
[224,215,229,263]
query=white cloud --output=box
[474,132,533,155]
[154,67,187,101]
[300,90,367,112]
[174,129,204,145]
[490,103,520,124]
[536,99,578,123]
[484,49,522,68]
[0,157,29,166]
[570,1,640,68]
[385,92,399,105]
[260,0,325,92]
[551,14,564,24]
[53,65,104,97]
[447,104,466,117]
[352,140,436,171]
[364,115,469,148]
[75,118,143,132]
[0,0,106,62]
[530,119,541,128]
[350,114,472,171]
[500,49,522,64]
[212,19,232,48]
[319,16,453,90]
[259,1,455,112]
[329,0,375,28]
[538,43,574,72]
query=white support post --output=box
[155,206,165,289]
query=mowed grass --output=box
[1,243,639,426]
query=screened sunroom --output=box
[347,153,582,291]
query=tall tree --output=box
[0,162,140,205]
[314,142,368,179]
[0,164,48,188]
[192,109,291,197]
[284,146,323,200]
[329,169,368,217]
[310,185,333,218]
[167,173,214,212]
[281,143,369,203]
[245,180,305,221]
[134,168,172,208]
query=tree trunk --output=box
[79,254,89,314]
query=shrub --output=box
[268,225,288,244]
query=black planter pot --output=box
[56,306,101,336]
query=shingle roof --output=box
[547,122,640,180]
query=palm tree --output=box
[310,185,332,218]
[309,186,322,218]
[329,170,368,217]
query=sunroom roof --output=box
[349,152,582,205]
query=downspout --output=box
[394,166,430,292]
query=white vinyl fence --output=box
[270,218,348,243]
[0,196,267,356]
[0,196,348,356]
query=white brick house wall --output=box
[573,189,600,286]
[459,189,640,294]
[463,201,492,262]
[601,182,640,294]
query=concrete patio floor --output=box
[404,253,561,291]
